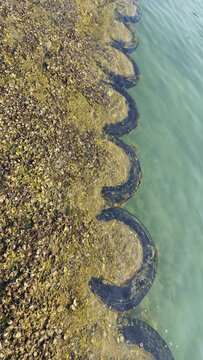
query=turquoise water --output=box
[124,0,203,359]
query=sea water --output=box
[124,0,203,359]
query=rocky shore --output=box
[0,1,156,359]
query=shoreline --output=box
[0,1,174,359]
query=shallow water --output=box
[124,0,203,359]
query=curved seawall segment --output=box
[116,0,142,24]
[120,318,175,360]
[89,207,158,312]
[100,53,141,89]
[109,20,139,53]
[103,84,140,137]
[101,136,142,204]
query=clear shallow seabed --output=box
[124,0,203,359]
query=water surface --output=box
[125,0,203,359]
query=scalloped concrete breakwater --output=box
[0,0,174,359]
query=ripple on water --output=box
[125,0,203,359]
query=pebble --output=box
[70,298,77,311]
[15,332,21,339]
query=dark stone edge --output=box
[102,135,142,204]
[119,318,175,360]
[89,207,158,312]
